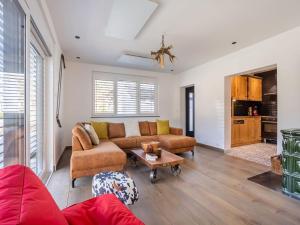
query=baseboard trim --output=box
[197,143,224,152]
[54,146,71,171]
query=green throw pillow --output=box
[91,121,108,139]
[156,120,170,135]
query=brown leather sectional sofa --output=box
[71,121,196,187]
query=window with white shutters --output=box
[94,80,114,114]
[92,73,158,117]
[117,81,137,115]
[140,83,156,114]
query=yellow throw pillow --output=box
[91,121,108,139]
[156,120,170,135]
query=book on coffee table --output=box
[145,153,158,161]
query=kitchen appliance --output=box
[261,116,277,144]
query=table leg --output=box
[131,155,138,167]
[150,169,157,183]
[171,165,181,176]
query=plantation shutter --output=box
[92,72,158,117]
[94,80,114,114]
[117,80,137,115]
[140,83,156,114]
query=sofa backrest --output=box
[0,165,69,225]
[72,124,93,150]
[108,123,126,139]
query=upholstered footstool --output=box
[92,171,138,205]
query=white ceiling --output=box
[46,0,300,73]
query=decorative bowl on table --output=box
[141,141,160,154]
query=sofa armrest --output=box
[169,127,183,135]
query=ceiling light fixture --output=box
[151,35,175,69]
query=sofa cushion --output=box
[124,121,140,137]
[72,125,93,150]
[135,136,159,147]
[108,123,126,138]
[71,141,126,172]
[0,165,69,225]
[139,121,150,136]
[110,137,137,149]
[156,120,170,135]
[91,121,108,139]
[62,194,144,225]
[159,134,196,150]
[148,122,157,135]
[84,124,100,145]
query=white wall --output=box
[176,26,300,153]
[62,61,179,147]
[25,0,64,170]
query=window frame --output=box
[92,72,159,118]
[28,34,46,176]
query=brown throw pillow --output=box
[72,125,93,150]
[139,121,150,136]
[108,123,126,138]
[148,122,157,135]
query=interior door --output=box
[185,86,195,137]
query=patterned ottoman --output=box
[92,171,138,205]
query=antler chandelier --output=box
[151,35,175,68]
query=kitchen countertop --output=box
[232,115,261,118]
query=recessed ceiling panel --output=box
[105,0,158,40]
[118,54,155,68]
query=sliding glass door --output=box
[0,0,26,168]
[0,0,46,176]
[29,44,44,175]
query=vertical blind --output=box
[0,0,25,168]
[93,74,158,116]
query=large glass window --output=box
[0,0,26,168]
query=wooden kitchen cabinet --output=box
[231,75,262,101]
[231,76,248,100]
[231,116,261,147]
[247,117,261,143]
[248,77,262,101]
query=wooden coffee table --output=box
[131,149,184,183]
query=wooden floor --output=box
[47,146,300,225]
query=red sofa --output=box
[0,165,144,225]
